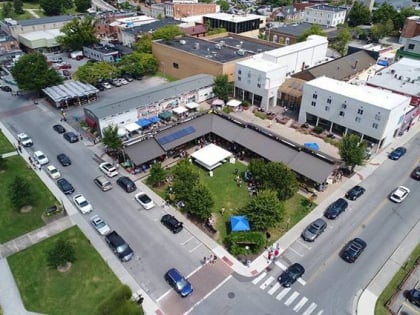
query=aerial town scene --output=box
[0,0,419,314]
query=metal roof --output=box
[124,138,165,165]
[18,15,74,27]
[42,80,99,103]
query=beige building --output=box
[1,16,74,38]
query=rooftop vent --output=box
[237,49,245,56]
[180,40,186,45]
[194,43,200,49]
[215,43,222,50]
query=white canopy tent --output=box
[118,127,128,136]
[226,99,242,107]
[124,123,141,132]
[185,102,199,110]
[172,106,188,115]
[191,144,233,171]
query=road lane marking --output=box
[275,261,287,270]
[288,246,304,257]
[268,282,281,295]
[276,288,290,301]
[188,243,202,253]
[259,276,274,290]
[285,291,300,306]
[296,240,312,250]
[156,288,172,302]
[181,236,194,245]
[252,272,267,285]
[297,277,307,286]
[293,297,308,312]
[302,302,317,315]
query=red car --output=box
[76,55,84,61]
[60,63,72,69]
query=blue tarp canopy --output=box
[149,116,160,123]
[304,142,320,151]
[136,118,152,128]
[230,216,250,232]
[377,60,389,66]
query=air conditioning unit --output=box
[179,40,186,45]
[215,44,222,49]
[237,49,245,56]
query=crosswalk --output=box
[252,271,324,315]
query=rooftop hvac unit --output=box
[194,43,200,49]
[180,40,186,45]
[215,44,222,49]
[220,41,225,46]
[237,49,245,56]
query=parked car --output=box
[135,192,155,210]
[105,231,134,262]
[90,215,111,235]
[116,176,136,193]
[388,147,407,160]
[389,186,410,203]
[99,162,119,177]
[345,185,366,201]
[73,194,93,214]
[59,63,72,69]
[62,69,71,77]
[17,133,33,147]
[63,131,79,143]
[95,84,105,91]
[161,214,183,233]
[53,124,66,134]
[57,153,71,166]
[340,238,367,263]
[406,288,420,307]
[1,85,12,92]
[301,218,327,242]
[111,78,122,87]
[411,166,420,180]
[57,178,74,194]
[122,74,133,82]
[119,78,128,85]
[33,150,49,165]
[165,268,193,297]
[46,165,61,179]
[278,263,305,287]
[102,82,112,89]
[94,175,113,192]
[50,57,63,63]
[324,198,348,219]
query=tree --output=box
[46,239,76,268]
[11,53,63,91]
[118,52,158,78]
[331,25,352,56]
[242,189,284,231]
[96,285,142,315]
[2,2,14,19]
[101,125,123,153]
[338,134,367,172]
[172,159,199,203]
[213,74,233,102]
[57,16,98,51]
[347,1,371,27]
[248,158,267,186]
[40,0,64,15]
[146,163,166,187]
[9,175,34,211]
[297,24,326,42]
[370,23,385,42]
[74,62,119,84]
[372,3,397,25]
[134,34,152,53]
[184,184,214,221]
[74,0,91,12]
[0,156,6,171]
[13,0,24,15]
[264,162,298,201]
[217,0,229,11]
[152,25,184,41]
[394,7,420,31]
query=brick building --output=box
[399,16,420,46]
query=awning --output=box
[149,116,160,123]
[125,123,141,132]
[173,106,188,115]
[212,99,225,106]
[136,118,152,128]
[159,111,172,120]
[85,116,96,128]
[185,102,199,109]
[227,99,242,107]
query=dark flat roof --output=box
[18,15,74,27]
[124,138,165,164]
[122,18,180,35]
[310,5,347,12]
[271,22,336,38]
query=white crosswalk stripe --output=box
[297,277,307,286]
[259,276,275,290]
[252,272,267,285]
[316,310,323,315]
[276,287,290,301]
[293,297,308,312]
[302,302,318,315]
[275,260,287,270]
[285,291,300,306]
[267,282,281,295]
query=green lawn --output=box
[8,226,124,315]
[0,131,15,155]
[0,156,56,243]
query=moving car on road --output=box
[389,186,410,203]
[57,153,71,166]
[53,124,66,134]
[17,133,33,147]
[411,166,420,180]
[278,263,305,287]
[301,218,327,242]
[33,150,49,165]
[324,198,348,220]
[161,214,183,233]
[340,238,367,263]
[63,131,79,143]
[57,178,74,194]
[46,165,61,179]
[90,215,111,235]
[72,194,93,214]
[345,185,366,201]
[135,192,155,209]
[116,176,136,193]
[99,162,118,177]
[388,147,407,160]
[105,231,134,262]
[165,268,193,297]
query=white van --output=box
[70,51,83,59]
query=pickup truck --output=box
[105,231,134,262]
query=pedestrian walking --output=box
[28,156,32,164]
[211,255,217,264]
[18,145,22,153]
[79,134,83,141]
[203,256,207,265]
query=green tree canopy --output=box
[372,3,397,25]
[297,24,326,42]
[146,163,166,187]
[0,156,6,171]
[13,0,24,15]
[118,52,158,77]
[9,175,34,211]
[152,25,184,40]
[338,134,367,172]
[1,2,14,18]
[74,61,119,84]
[46,239,76,268]
[101,125,123,153]
[40,0,64,15]
[331,25,352,56]
[172,159,199,203]
[184,184,214,221]
[74,0,91,12]
[213,74,233,102]
[242,189,284,231]
[347,1,371,27]
[96,285,142,315]
[57,16,98,50]
[11,52,63,91]
[217,0,229,11]
[134,34,152,53]
[394,7,420,31]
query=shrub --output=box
[96,285,142,315]
[224,232,265,255]
[254,111,267,120]
[313,126,324,134]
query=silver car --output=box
[301,218,327,242]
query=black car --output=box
[116,176,137,193]
[301,218,327,242]
[63,131,79,143]
[411,166,420,181]
[340,238,367,263]
[324,198,348,219]
[105,231,134,262]
[57,178,75,194]
[57,153,71,166]
[278,263,305,287]
[406,288,420,306]
[345,185,366,201]
[53,124,66,134]
[1,85,12,92]
[388,146,407,160]
[94,83,105,91]
[122,74,134,82]
[161,214,183,234]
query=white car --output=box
[33,150,49,165]
[103,82,112,89]
[119,78,128,85]
[135,192,155,210]
[99,162,118,177]
[46,165,61,179]
[72,194,93,214]
[389,186,410,203]
[17,133,33,147]
[90,215,111,235]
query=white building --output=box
[299,76,411,148]
[304,5,347,27]
[234,35,328,110]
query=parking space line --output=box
[296,240,312,250]
[188,243,202,253]
[275,261,287,270]
[302,302,317,315]
[156,288,172,302]
[181,236,194,245]
[285,291,300,306]
[252,272,267,285]
[276,288,290,301]
[288,246,304,257]
[260,276,275,290]
[293,297,308,312]
[268,282,281,295]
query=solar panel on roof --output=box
[157,126,195,145]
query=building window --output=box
[339,111,345,117]
[248,72,251,78]
[408,44,415,50]
[238,70,242,75]
[372,123,378,129]
[257,83,261,88]
[238,76,241,81]
[357,108,364,115]
[312,93,318,99]
[375,113,381,121]
[342,102,347,109]
[325,106,330,111]
[173,63,179,69]
[311,101,316,107]
[327,97,332,104]
[355,116,361,123]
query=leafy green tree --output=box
[11,53,62,91]
[13,0,24,15]
[338,134,367,172]
[248,158,266,186]
[370,23,385,42]
[217,0,229,11]
[57,16,98,50]
[172,159,199,203]
[134,34,152,53]
[185,184,214,221]
[96,285,142,315]
[40,0,64,15]
[152,25,184,40]
[74,0,91,12]
[347,1,371,27]
[0,156,6,170]
[2,2,14,19]
[46,239,76,268]
[74,62,119,84]
[242,189,284,231]
[146,163,166,187]
[61,0,73,9]
[213,74,233,102]
[394,7,420,31]
[372,3,397,25]
[264,162,298,201]
[118,52,158,77]
[331,25,352,56]
[297,24,326,42]
[101,125,123,153]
